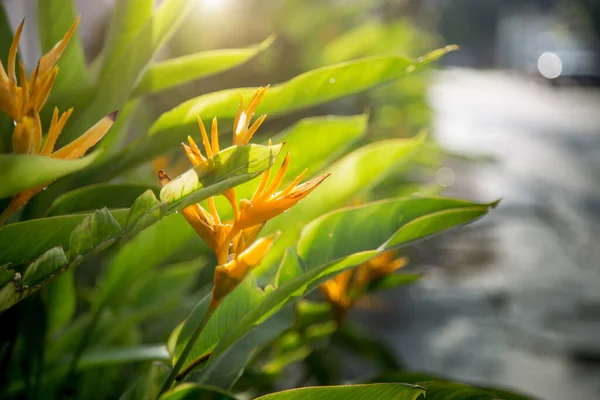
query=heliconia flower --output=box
[320,251,409,322]
[211,233,278,303]
[236,153,330,230]
[0,112,118,225]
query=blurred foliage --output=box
[0,0,529,399]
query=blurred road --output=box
[362,69,600,400]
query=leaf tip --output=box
[108,110,119,121]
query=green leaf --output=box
[134,36,275,96]
[68,208,122,262]
[208,252,375,365]
[195,307,294,389]
[160,143,282,211]
[22,245,68,287]
[270,113,368,176]
[37,0,87,92]
[0,152,101,198]
[98,0,153,81]
[119,363,169,400]
[125,189,161,229]
[94,216,195,310]
[103,49,451,172]
[159,383,237,400]
[209,113,368,222]
[62,0,197,144]
[274,248,304,287]
[129,257,206,312]
[46,184,160,216]
[297,197,498,270]
[255,383,425,400]
[46,269,76,333]
[0,265,20,312]
[0,209,128,267]
[173,276,265,366]
[416,381,534,400]
[256,135,425,277]
[78,345,170,367]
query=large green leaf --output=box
[97,48,452,174]
[256,135,425,277]
[207,251,375,364]
[0,209,128,267]
[298,197,498,270]
[1,152,101,198]
[79,345,170,367]
[255,383,425,400]
[173,276,265,367]
[98,0,153,81]
[134,36,275,96]
[45,183,160,216]
[61,0,197,144]
[195,306,294,389]
[159,383,237,400]
[37,0,87,92]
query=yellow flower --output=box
[0,18,117,225]
[159,87,329,304]
[320,250,408,322]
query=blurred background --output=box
[4,0,600,399]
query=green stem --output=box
[158,298,218,397]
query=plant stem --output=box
[158,298,218,397]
